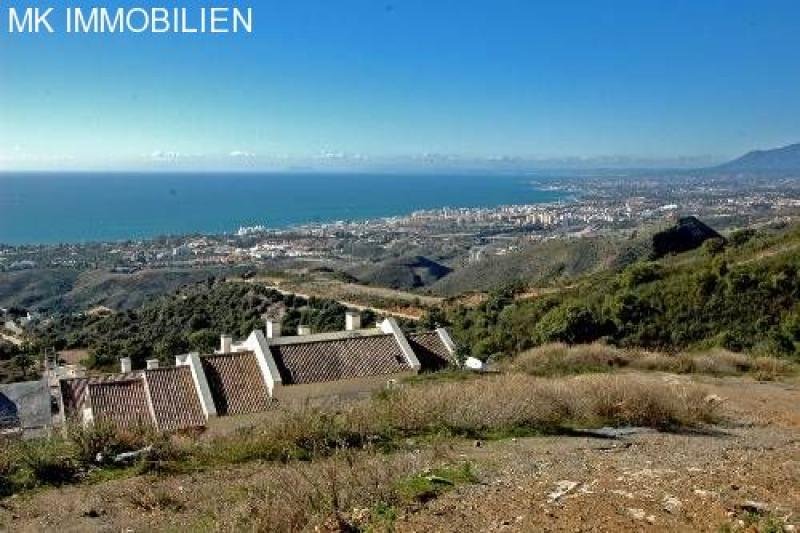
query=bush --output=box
[0,442,20,496]
[534,304,611,345]
[20,439,80,486]
[510,343,798,379]
[512,343,632,376]
[68,422,152,464]
[137,435,188,475]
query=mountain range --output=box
[717,142,800,172]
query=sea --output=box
[0,172,570,245]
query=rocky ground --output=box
[1,374,798,532]
[399,376,799,532]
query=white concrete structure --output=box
[175,352,218,418]
[219,334,233,354]
[380,317,422,371]
[345,310,362,331]
[265,319,282,339]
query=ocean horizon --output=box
[0,172,570,245]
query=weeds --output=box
[394,463,478,503]
[513,343,798,379]
[217,450,474,532]
[0,373,719,500]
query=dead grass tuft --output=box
[215,451,471,532]
[0,372,719,501]
[512,343,798,379]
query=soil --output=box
[1,374,798,532]
[398,376,800,532]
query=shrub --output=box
[512,343,633,376]
[19,439,80,486]
[68,422,154,464]
[137,436,189,475]
[681,349,750,375]
[511,343,798,379]
[0,442,20,496]
[751,357,798,381]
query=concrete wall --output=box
[272,371,416,407]
[0,379,51,434]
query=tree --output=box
[534,303,611,345]
[13,351,35,380]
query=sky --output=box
[1,0,799,171]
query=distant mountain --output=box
[717,143,800,172]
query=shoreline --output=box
[0,175,576,247]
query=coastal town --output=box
[2,172,799,276]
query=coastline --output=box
[0,172,571,246]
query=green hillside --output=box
[431,235,645,296]
[439,221,800,360]
[32,280,373,371]
[351,255,453,290]
[0,266,246,313]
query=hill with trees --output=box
[436,221,800,361]
[0,266,248,313]
[431,217,727,297]
[31,279,376,371]
[351,255,452,290]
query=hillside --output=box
[442,220,800,360]
[650,216,723,258]
[32,280,366,371]
[0,266,245,313]
[431,217,726,297]
[431,230,664,297]
[717,142,800,172]
[350,255,452,290]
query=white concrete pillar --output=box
[297,325,311,336]
[379,318,421,371]
[266,319,282,339]
[120,357,132,373]
[220,334,232,353]
[345,311,362,331]
[176,352,217,418]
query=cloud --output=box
[313,151,368,161]
[229,150,256,158]
[150,150,183,161]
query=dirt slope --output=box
[1,375,798,532]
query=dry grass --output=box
[512,343,798,380]
[0,372,719,500]
[214,451,469,532]
[194,373,718,473]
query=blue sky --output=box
[1,0,799,170]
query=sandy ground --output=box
[1,375,798,532]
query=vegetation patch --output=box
[395,463,478,503]
[442,223,800,361]
[510,343,798,380]
[30,280,375,370]
[0,373,719,500]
